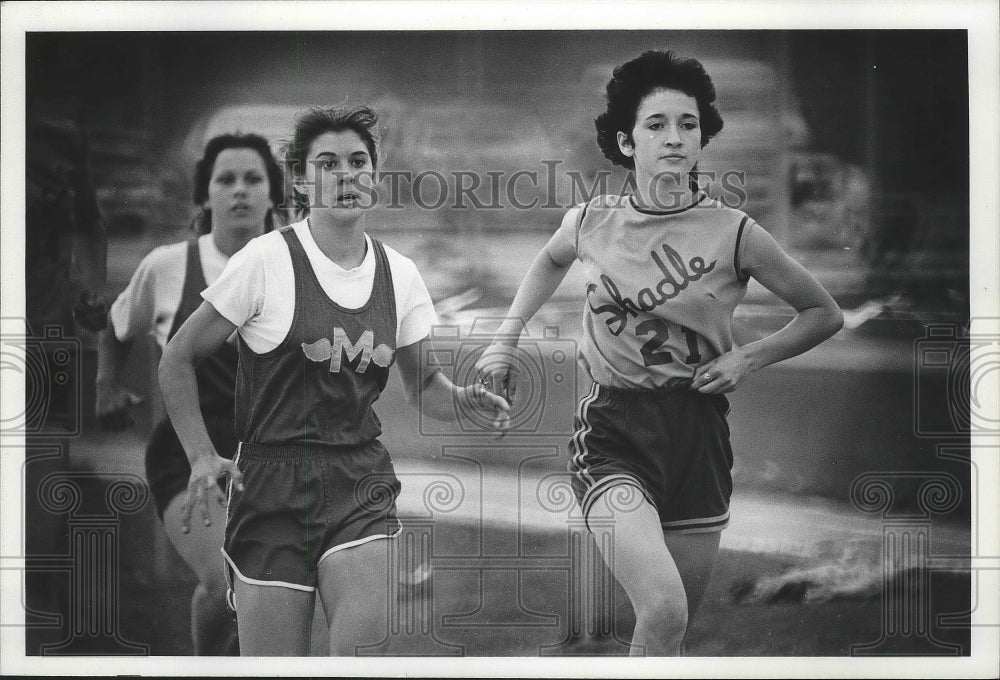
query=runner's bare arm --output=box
[693,226,843,394]
[159,301,245,530]
[160,301,237,461]
[736,227,843,370]
[490,206,579,344]
[95,322,143,430]
[475,207,580,397]
[395,339,510,429]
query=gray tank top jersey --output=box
[576,193,756,389]
[235,227,397,447]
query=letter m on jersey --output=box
[302,328,376,373]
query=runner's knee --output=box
[634,586,688,639]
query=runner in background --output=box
[96,133,284,654]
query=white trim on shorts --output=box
[661,510,730,534]
[664,523,730,534]
[579,473,654,529]
[222,548,316,593]
[317,526,403,566]
[225,442,242,510]
[582,481,730,534]
[222,529,404,596]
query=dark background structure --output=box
[26,29,969,310]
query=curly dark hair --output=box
[192,132,285,233]
[595,51,724,169]
[283,106,380,215]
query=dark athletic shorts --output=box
[145,413,238,519]
[568,382,734,533]
[222,439,402,593]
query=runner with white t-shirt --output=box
[158,106,510,656]
[96,133,285,655]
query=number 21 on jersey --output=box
[635,319,702,367]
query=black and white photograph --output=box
[1,0,997,676]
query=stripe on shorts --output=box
[226,442,242,512]
[569,382,601,487]
[661,510,730,533]
[579,473,653,522]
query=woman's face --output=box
[205,147,272,236]
[618,87,703,194]
[298,129,374,217]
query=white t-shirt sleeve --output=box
[201,237,266,328]
[109,250,159,343]
[109,241,189,349]
[389,251,439,348]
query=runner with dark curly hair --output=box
[479,51,843,656]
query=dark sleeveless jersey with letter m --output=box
[235,228,397,447]
[576,193,756,389]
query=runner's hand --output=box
[475,342,519,406]
[692,348,752,394]
[95,380,143,431]
[181,454,244,534]
[461,383,512,433]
